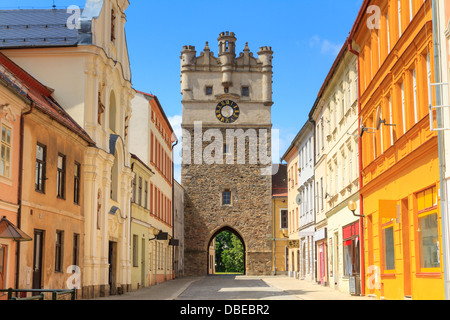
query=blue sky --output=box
[1,0,364,180]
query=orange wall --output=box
[0,87,27,292]
[354,0,444,300]
[18,111,87,292]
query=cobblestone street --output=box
[91,275,375,301]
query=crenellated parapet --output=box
[180,32,273,106]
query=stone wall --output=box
[182,127,273,276]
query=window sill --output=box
[381,273,396,279]
[416,272,442,278]
[0,175,13,186]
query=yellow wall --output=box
[272,197,289,273]
[363,144,444,300]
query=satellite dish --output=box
[359,116,366,137]
[296,194,302,205]
[375,106,383,130]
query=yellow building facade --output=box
[272,164,289,274]
[282,146,300,278]
[130,154,155,290]
[0,1,136,298]
[350,0,445,299]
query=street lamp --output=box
[149,229,169,241]
[348,200,365,218]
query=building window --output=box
[223,143,231,155]
[138,176,143,206]
[0,124,11,178]
[132,175,137,203]
[35,143,46,193]
[281,209,288,229]
[73,233,79,267]
[55,230,64,272]
[74,162,81,205]
[222,190,232,206]
[382,224,395,272]
[419,212,440,270]
[343,222,360,276]
[133,235,138,267]
[110,151,119,201]
[417,186,440,271]
[110,9,116,42]
[241,86,249,97]
[109,92,117,133]
[57,154,66,199]
[206,86,213,96]
[144,180,148,209]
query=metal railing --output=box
[0,288,77,300]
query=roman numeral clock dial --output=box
[216,100,240,124]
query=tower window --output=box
[206,86,213,96]
[241,86,249,97]
[111,9,116,42]
[222,190,232,205]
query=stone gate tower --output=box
[181,32,274,276]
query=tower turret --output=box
[257,46,274,106]
[218,31,237,88]
[180,45,197,99]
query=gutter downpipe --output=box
[15,101,34,290]
[347,37,365,297]
[432,0,450,300]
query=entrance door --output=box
[319,244,325,284]
[141,238,146,286]
[108,241,117,295]
[302,243,306,278]
[401,199,412,297]
[0,245,6,290]
[334,232,339,288]
[32,230,44,290]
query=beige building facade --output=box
[0,1,136,298]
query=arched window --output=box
[109,91,117,133]
[110,151,119,201]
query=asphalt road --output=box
[176,275,301,300]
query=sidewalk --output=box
[90,276,203,300]
[261,276,375,300]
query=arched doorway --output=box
[207,227,246,275]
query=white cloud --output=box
[309,35,342,56]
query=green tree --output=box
[216,232,244,274]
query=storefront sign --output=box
[288,240,299,248]
[314,228,327,241]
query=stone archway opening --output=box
[207,227,246,275]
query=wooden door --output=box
[141,238,146,286]
[32,230,44,290]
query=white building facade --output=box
[296,121,315,282]
[319,46,360,294]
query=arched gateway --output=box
[181,32,275,276]
[207,226,246,275]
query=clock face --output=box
[215,100,240,124]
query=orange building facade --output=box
[0,53,29,295]
[0,53,94,297]
[350,0,445,299]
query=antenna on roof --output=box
[52,0,56,9]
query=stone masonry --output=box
[181,32,274,276]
